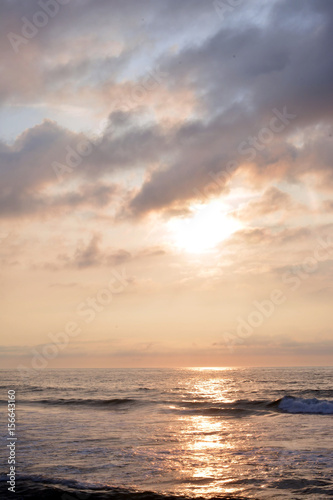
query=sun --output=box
[168,200,240,253]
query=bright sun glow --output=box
[168,201,240,253]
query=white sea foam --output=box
[278,396,333,414]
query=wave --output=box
[0,474,246,500]
[1,473,331,500]
[39,397,137,407]
[276,395,333,414]
[1,393,332,415]
[169,396,333,417]
[0,397,138,408]
[167,399,270,417]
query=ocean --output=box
[0,367,332,499]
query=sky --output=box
[1,0,333,371]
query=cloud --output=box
[1,0,333,222]
[56,234,131,269]
[213,334,333,356]
[0,116,166,218]
[322,199,333,212]
[232,187,305,221]
[43,234,167,270]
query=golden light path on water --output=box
[167,372,250,497]
[182,415,240,496]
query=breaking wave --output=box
[276,395,333,414]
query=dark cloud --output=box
[0,117,167,217]
[1,0,333,220]
[126,0,333,215]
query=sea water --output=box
[0,367,332,499]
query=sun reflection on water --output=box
[186,376,237,404]
[171,374,247,497]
